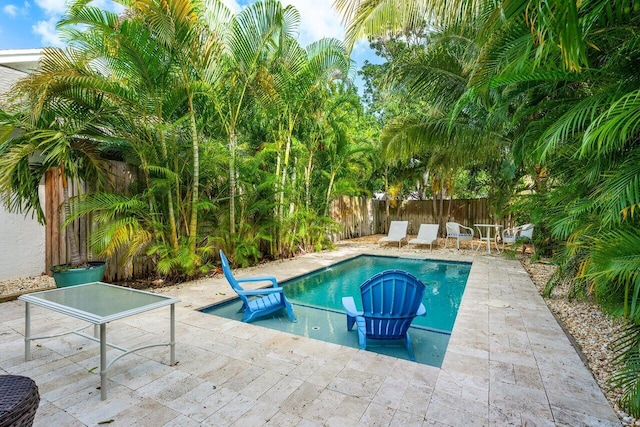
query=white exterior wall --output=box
[0,186,46,281]
[0,51,47,280]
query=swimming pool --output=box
[201,255,471,367]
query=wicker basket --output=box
[0,375,40,427]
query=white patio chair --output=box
[408,224,439,251]
[502,223,535,252]
[445,222,474,250]
[379,221,409,248]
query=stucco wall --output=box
[0,185,46,281]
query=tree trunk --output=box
[229,130,237,235]
[187,92,199,254]
[305,151,313,209]
[159,131,179,249]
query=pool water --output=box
[201,255,471,367]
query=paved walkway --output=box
[0,244,621,426]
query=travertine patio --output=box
[0,244,621,426]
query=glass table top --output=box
[19,282,180,323]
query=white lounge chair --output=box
[502,223,534,252]
[445,222,474,250]
[379,221,408,248]
[408,224,439,251]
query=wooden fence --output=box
[46,172,512,280]
[330,196,513,240]
[44,161,153,282]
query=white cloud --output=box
[34,0,67,16]
[88,0,125,14]
[32,17,64,47]
[221,0,241,13]
[280,0,345,46]
[3,4,19,17]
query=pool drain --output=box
[312,326,320,330]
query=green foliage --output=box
[611,324,640,417]
[338,0,640,416]
[149,238,214,280]
[213,221,272,268]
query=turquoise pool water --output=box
[201,255,471,367]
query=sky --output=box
[0,0,381,88]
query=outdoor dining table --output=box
[18,282,180,400]
[474,224,502,254]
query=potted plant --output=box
[0,54,110,287]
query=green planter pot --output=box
[51,261,107,288]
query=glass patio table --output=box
[19,282,180,400]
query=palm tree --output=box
[338,0,640,415]
[204,0,298,236]
[0,48,110,267]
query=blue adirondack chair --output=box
[219,250,297,323]
[342,270,427,361]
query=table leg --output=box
[170,304,176,365]
[100,323,107,400]
[24,302,31,361]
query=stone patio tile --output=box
[399,382,432,417]
[296,419,323,427]
[33,402,86,427]
[489,360,516,385]
[489,405,556,427]
[264,410,303,426]
[219,364,266,393]
[138,369,204,403]
[387,357,418,381]
[39,368,103,404]
[4,351,70,376]
[162,414,202,426]
[410,363,440,388]
[228,400,280,426]
[551,405,621,427]
[244,349,299,375]
[239,369,284,400]
[540,370,607,405]
[356,352,399,376]
[547,392,621,423]
[65,388,144,426]
[324,394,370,426]
[109,359,175,391]
[204,392,256,425]
[164,382,233,422]
[0,337,27,362]
[422,419,455,426]
[278,381,324,416]
[28,360,90,394]
[514,363,544,390]
[256,375,304,406]
[327,367,384,399]
[357,401,396,426]
[372,375,409,408]
[489,381,554,422]
[110,397,180,425]
[287,356,325,381]
[425,399,488,426]
[440,350,489,378]
[300,388,346,423]
[305,361,350,388]
[0,247,622,426]
[390,409,425,427]
[429,385,489,416]
[201,356,252,385]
